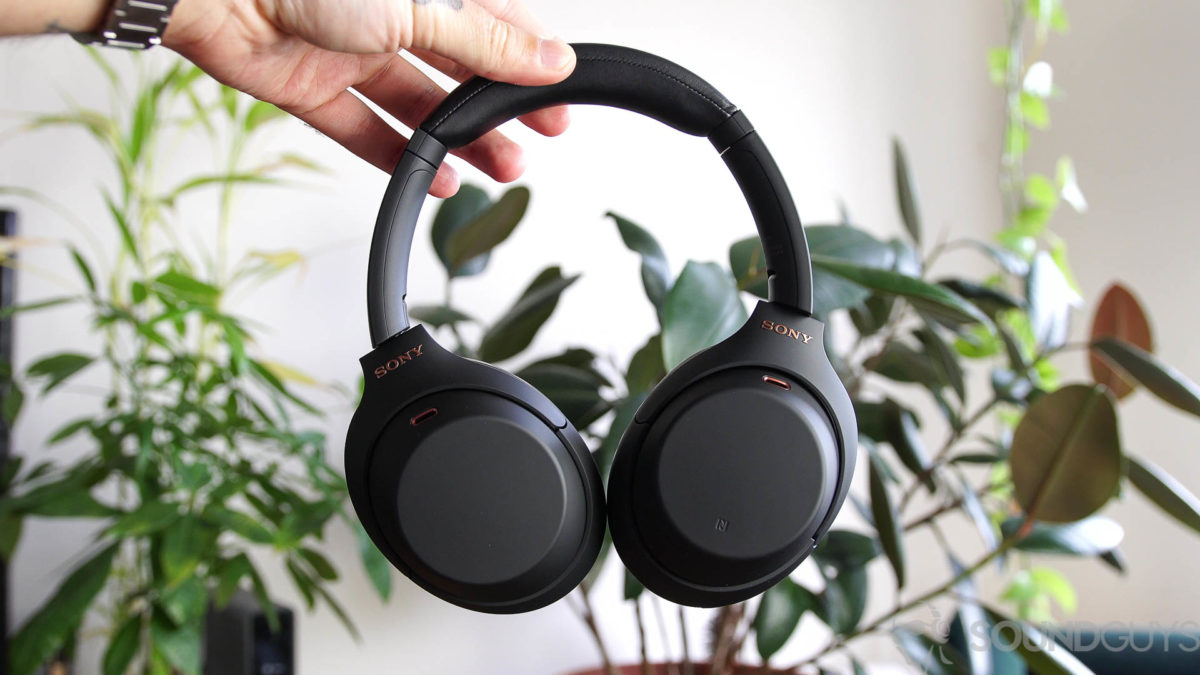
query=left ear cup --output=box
[346,329,605,614]
[607,303,857,607]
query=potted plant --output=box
[398,1,1200,673]
[0,52,389,674]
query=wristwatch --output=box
[73,0,181,50]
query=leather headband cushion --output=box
[421,43,739,148]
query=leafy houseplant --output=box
[405,1,1200,673]
[0,53,387,674]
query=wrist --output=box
[0,0,109,36]
[161,0,229,54]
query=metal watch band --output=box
[73,0,181,50]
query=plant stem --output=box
[709,603,744,675]
[788,513,1031,670]
[635,598,652,675]
[999,0,1027,229]
[571,589,617,675]
[678,606,693,675]
[650,596,681,675]
[897,394,1001,512]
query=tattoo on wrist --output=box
[414,0,464,10]
[43,20,70,34]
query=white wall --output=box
[12,1,1195,674]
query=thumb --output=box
[407,0,575,85]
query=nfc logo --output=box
[714,518,729,533]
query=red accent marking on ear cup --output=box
[762,375,790,390]
[410,408,439,426]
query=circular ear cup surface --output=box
[608,367,841,606]
[367,389,604,613]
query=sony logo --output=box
[374,344,424,379]
[761,320,813,343]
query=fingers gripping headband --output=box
[367,43,815,346]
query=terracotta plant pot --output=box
[566,665,794,675]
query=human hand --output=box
[162,0,576,197]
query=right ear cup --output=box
[346,328,605,614]
[607,303,856,607]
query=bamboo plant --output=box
[0,51,389,675]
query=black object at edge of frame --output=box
[0,208,17,675]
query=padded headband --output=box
[367,43,814,346]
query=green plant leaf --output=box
[214,553,253,607]
[875,341,944,389]
[154,270,220,305]
[623,568,644,600]
[1026,252,1081,351]
[868,454,905,588]
[732,227,894,312]
[0,512,22,561]
[958,476,999,551]
[1009,384,1122,522]
[0,296,77,320]
[661,261,746,370]
[407,305,475,329]
[755,579,817,661]
[1127,456,1200,536]
[810,226,897,312]
[161,516,209,585]
[286,557,317,609]
[205,505,274,544]
[729,236,770,298]
[245,559,280,633]
[26,352,94,394]
[356,522,392,601]
[883,402,934,492]
[127,83,159,165]
[938,279,1024,317]
[892,627,969,675]
[108,501,180,537]
[151,614,201,675]
[10,544,117,675]
[595,394,645,483]
[608,212,671,314]
[431,184,492,277]
[477,266,579,363]
[984,608,1093,675]
[47,417,93,445]
[26,491,114,518]
[813,530,880,570]
[813,256,991,326]
[444,186,530,272]
[916,326,967,401]
[243,100,286,132]
[819,566,868,634]
[516,357,610,429]
[102,615,141,675]
[1091,337,1200,417]
[893,139,922,244]
[626,334,666,396]
[1000,515,1124,555]
[966,240,1031,277]
[1,381,23,425]
[299,547,338,581]
[161,577,207,626]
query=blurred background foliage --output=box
[0,51,388,675]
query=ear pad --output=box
[346,328,605,613]
[607,303,856,607]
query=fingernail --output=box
[539,39,574,71]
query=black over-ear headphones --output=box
[346,44,857,614]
